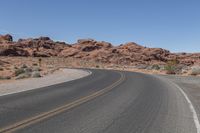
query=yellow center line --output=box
[0,72,125,133]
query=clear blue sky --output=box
[0,0,199,52]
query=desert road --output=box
[0,69,199,133]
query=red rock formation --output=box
[0,34,13,43]
[0,34,200,66]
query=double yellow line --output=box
[0,72,125,133]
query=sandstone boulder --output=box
[0,34,13,43]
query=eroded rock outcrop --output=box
[0,34,13,43]
[0,34,200,66]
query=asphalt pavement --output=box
[0,69,198,133]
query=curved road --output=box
[0,69,198,133]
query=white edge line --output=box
[153,75,200,133]
[171,82,200,133]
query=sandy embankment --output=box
[0,69,91,96]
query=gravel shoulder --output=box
[0,68,91,96]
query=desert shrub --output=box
[15,68,25,76]
[96,65,100,68]
[135,64,148,69]
[15,73,31,80]
[164,65,176,74]
[151,64,160,70]
[0,76,11,80]
[32,71,41,78]
[24,68,32,73]
[164,59,178,74]
[190,66,200,76]
[32,63,38,66]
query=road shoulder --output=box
[0,68,91,96]
[157,74,200,132]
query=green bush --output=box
[164,65,176,74]
[15,68,25,76]
[164,59,178,74]
[152,64,160,70]
[24,68,32,73]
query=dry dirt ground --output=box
[0,57,95,82]
[0,57,199,83]
[0,68,90,96]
